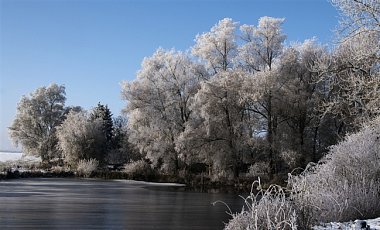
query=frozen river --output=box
[0,178,245,229]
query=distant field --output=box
[0,152,23,162]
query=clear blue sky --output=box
[0,0,338,151]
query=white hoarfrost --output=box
[0,152,23,162]
[121,48,205,172]
[313,217,380,230]
[192,18,238,72]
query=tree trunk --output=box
[267,91,276,178]
[312,126,319,162]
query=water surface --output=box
[0,178,245,229]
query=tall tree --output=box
[239,17,286,175]
[9,84,66,162]
[313,0,380,139]
[90,103,113,149]
[331,0,380,39]
[107,116,140,164]
[275,40,328,164]
[192,18,238,73]
[238,16,286,72]
[121,48,206,174]
[177,70,252,177]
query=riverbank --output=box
[0,170,75,180]
[0,170,261,193]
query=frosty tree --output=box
[121,48,205,173]
[57,111,106,166]
[238,16,286,72]
[178,70,252,177]
[192,18,238,73]
[331,0,380,39]
[239,17,286,175]
[274,40,328,164]
[313,0,380,137]
[9,84,66,162]
[121,9,379,180]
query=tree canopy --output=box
[9,83,66,162]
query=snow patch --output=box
[0,152,23,162]
[313,217,380,230]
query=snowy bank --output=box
[0,152,23,162]
[313,217,380,230]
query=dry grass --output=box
[222,178,297,230]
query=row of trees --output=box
[9,85,133,167]
[225,1,380,227]
[122,0,379,178]
[9,0,379,180]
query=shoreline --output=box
[0,170,257,193]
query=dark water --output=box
[0,178,245,229]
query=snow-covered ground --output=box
[313,217,380,230]
[0,152,40,165]
[0,152,23,162]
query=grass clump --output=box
[123,160,155,180]
[222,178,297,230]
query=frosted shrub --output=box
[211,169,234,182]
[248,162,270,177]
[160,162,177,175]
[224,179,297,230]
[280,150,300,169]
[289,116,380,226]
[123,160,153,178]
[0,162,12,173]
[51,165,71,173]
[76,158,98,178]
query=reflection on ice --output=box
[0,178,244,229]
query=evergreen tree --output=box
[90,103,113,149]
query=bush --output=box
[223,178,297,230]
[76,158,99,177]
[211,169,234,182]
[0,161,12,173]
[288,116,380,227]
[247,162,270,177]
[280,150,301,170]
[123,160,154,179]
[51,165,71,173]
